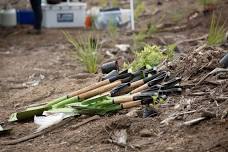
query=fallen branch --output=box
[193,44,207,53]
[189,92,210,96]
[0,115,99,145]
[183,117,206,126]
[183,110,216,126]
[161,110,198,125]
[158,21,201,33]
[175,34,208,46]
[214,96,228,101]
[204,79,227,85]
[196,68,228,85]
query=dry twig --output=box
[175,34,208,46]
[160,110,198,125]
[196,68,228,85]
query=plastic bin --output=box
[1,8,17,27]
[42,2,86,28]
[0,9,4,26]
[95,9,131,29]
[17,9,34,25]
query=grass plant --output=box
[64,32,101,73]
[207,13,226,46]
[134,0,145,20]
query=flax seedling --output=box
[107,20,119,43]
[134,0,145,20]
[170,10,184,23]
[207,14,226,46]
[64,32,101,73]
[133,31,147,50]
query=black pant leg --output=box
[30,0,42,30]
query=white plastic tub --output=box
[42,2,86,28]
[1,8,17,27]
[95,9,131,29]
[0,9,4,26]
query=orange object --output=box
[85,16,92,29]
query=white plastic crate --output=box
[42,2,86,28]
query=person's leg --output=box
[30,0,42,31]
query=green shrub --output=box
[128,45,175,71]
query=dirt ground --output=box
[0,0,228,152]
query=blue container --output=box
[16,9,34,25]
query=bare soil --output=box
[0,0,228,152]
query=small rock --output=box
[166,147,174,151]
[126,109,139,117]
[115,44,130,52]
[111,129,128,146]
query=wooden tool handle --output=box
[116,80,144,95]
[130,92,141,96]
[78,80,121,99]
[131,84,148,94]
[68,79,110,97]
[131,80,144,88]
[113,95,134,104]
[121,101,141,109]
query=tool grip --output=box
[113,95,134,104]
[78,80,121,99]
[121,101,141,109]
[69,79,110,97]
[131,84,149,94]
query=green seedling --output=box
[107,20,119,43]
[99,0,108,7]
[110,0,119,7]
[133,31,147,50]
[134,1,145,20]
[170,10,184,23]
[64,32,101,73]
[99,0,120,8]
[147,23,158,35]
[207,13,226,46]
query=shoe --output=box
[27,29,42,35]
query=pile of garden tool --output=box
[8,61,182,126]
